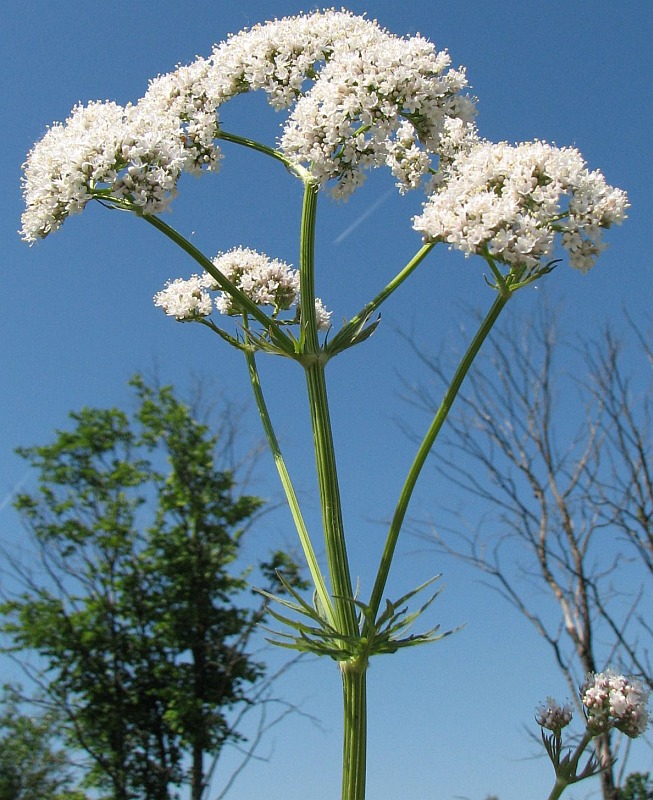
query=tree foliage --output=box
[617,773,653,800]
[0,377,303,800]
[0,685,87,800]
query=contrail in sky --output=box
[333,188,395,244]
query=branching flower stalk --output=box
[242,337,335,629]
[20,10,633,800]
[366,278,514,627]
[537,672,650,800]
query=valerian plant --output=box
[20,9,645,800]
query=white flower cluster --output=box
[153,246,332,330]
[21,10,474,240]
[385,121,434,193]
[153,274,213,320]
[139,56,221,175]
[536,697,574,732]
[210,246,300,315]
[413,140,628,273]
[20,99,200,241]
[277,18,474,197]
[20,8,626,282]
[582,670,649,738]
[207,10,375,109]
[312,298,332,332]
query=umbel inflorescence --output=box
[21,8,627,285]
[153,246,332,327]
[582,670,649,738]
[538,671,649,738]
[536,672,649,796]
[20,10,473,238]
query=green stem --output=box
[545,779,568,800]
[305,362,357,636]
[545,731,594,800]
[298,180,358,639]
[365,289,511,630]
[216,129,311,181]
[341,665,367,800]
[244,342,336,628]
[297,181,321,357]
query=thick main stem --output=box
[298,181,357,638]
[341,666,367,800]
[298,180,363,798]
[304,361,358,637]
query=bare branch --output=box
[403,305,653,799]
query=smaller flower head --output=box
[385,121,434,193]
[154,246,333,336]
[581,670,649,738]
[536,697,573,732]
[153,275,213,320]
[211,246,300,316]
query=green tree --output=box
[617,774,653,800]
[0,377,303,800]
[0,686,87,800]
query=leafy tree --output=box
[0,377,303,800]
[0,685,87,800]
[617,774,653,800]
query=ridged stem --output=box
[341,666,367,800]
[298,180,358,639]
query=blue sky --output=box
[2,2,652,799]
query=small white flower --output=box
[313,297,332,331]
[385,121,433,193]
[211,246,300,315]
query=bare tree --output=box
[403,303,652,800]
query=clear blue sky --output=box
[2,2,652,799]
